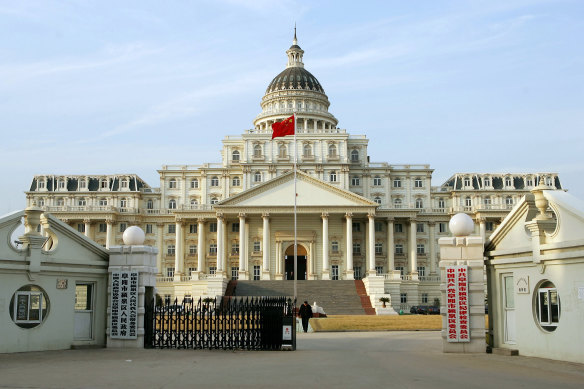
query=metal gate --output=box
[144,296,295,350]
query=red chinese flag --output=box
[271,115,295,139]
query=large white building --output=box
[25,33,562,310]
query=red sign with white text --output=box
[446,266,470,342]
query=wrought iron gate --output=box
[144,296,295,350]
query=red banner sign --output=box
[446,265,470,343]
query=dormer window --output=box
[545,177,553,186]
[169,179,177,189]
[484,178,490,187]
[58,180,65,189]
[505,177,512,187]
[351,149,359,162]
[464,177,471,187]
[526,177,534,187]
[38,179,45,189]
[100,179,108,189]
[121,179,128,188]
[232,150,240,161]
[79,180,86,189]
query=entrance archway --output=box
[284,244,307,280]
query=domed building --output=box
[25,32,562,313]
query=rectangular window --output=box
[352,222,360,232]
[99,223,107,233]
[231,243,239,255]
[417,244,425,254]
[189,245,197,255]
[77,223,85,233]
[439,223,447,233]
[253,265,261,281]
[166,267,175,277]
[209,266,216,275]
[231,267,239,280]
[167,245,175,255]
[253,241,261,253]
[538,288,559,327]
[400,293,407,304]
[375,266,384,275]
[119,223,127,233]
[486,222,494,231]
[188,267,197,276]
[395,244,403,254]
[168,224,176,234]
[375,222,383,232]
[417,266,426,277]
[393,179,402,188]
[189,224,197,234]
[421,293,428,304]
[332,265,339,280]
[395,223,403,233]
[232,223,239,233]
[352,243,361,255]
[375,242,383,255]
[146,224,153,234]
[396,266,404,275]
[209,223,217,233]
[209,244,217,255]
[331,241,339,253]
[13,291,44,323]
[416,223,424,233]
[354,267,362,280]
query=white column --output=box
[105,220,113,249]
[238,213,247,279]
[321,213,330,280]
[386,218,394,273]
[368,213,376,275]
[409,219,418,275]
[156,223,164,275]
[84,219,91,238]
[262,213,270,279]
[217,215,224,275]
[197,219,205,273]
[479,218,486,242]
[174,221,183,280]
[275,241,282,278]
[345,213,354,279]
[429,221,437,275]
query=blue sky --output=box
[1,0,583,215]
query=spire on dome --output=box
[286,25,304,68]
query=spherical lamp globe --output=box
[449,213,475,237]
[122,226,146,246]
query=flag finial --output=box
[293,24,297,45]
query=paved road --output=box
[1,332,582,389]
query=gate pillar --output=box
[107,227,157,348]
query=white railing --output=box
[381,273,401,280]
[156,276,175,283]
[419,275,441,282]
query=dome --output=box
[265,67,325,94]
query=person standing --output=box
[298,301,313,333]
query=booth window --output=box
[535,280,560,332]
[10,285,50,328]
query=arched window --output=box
[394,198,402,209]
[190,198,198,206]
[146,199,153,209]
[464,177,471,187]
[232,150,240,161]
[254,171,262,183]
[232,176,240,186]
[438,198,445,209]
[38,179,45,189]
[465,197,472,207]
[505,177,512,187]
[210,197,219,205]
[78,198,86,206]
[191,179,199,189]
[58,179,65,189]
[483,177,490,187]
[351,176,360,186]
[415,198,423,209]
[374,197,382,205]
[303,144,312,157]
[278,144,287,158]
[329,171,337,182]
[121,179,128,188]
[351,149,359,162]
[168,199,177,209]
[253,145,262,157]
[100,179,108,189]
[169,179,177,189]
[373,176,381,186]
[211,176,219,187]
[38,198,45,207]
[328,144,337,157]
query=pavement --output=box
[1,331,583,389]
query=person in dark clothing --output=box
[298,301,313,333]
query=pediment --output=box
[485,195,537,252]
[217,171,377,208]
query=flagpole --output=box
[293,112,297,304]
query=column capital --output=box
[428,221,436,226]
[367,212,375,219]
[477,217,486,223]
[386,217,395,223]
[345,212,353,219]
[216,213,224,220]
[238,212,246,219]
[83,218,91,224]
[105,219,114,225]
[156,222,165,227]
[262,212,270,219]
[409,217,417,223]
[321,212,329,219]
[197,218,206,224]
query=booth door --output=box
[502,274,516,344]
[74,283,94,340]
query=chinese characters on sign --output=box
[446,265,470,343]
[110,271,139,339]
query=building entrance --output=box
[284,244,307,280]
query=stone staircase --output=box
[354,280,376,315]
[229,280,367,315]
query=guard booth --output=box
[144,296,296,350]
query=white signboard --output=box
[282,325,292,340]
[516,277,529,294]
[110,271,139,339]
[446,266,470,343]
